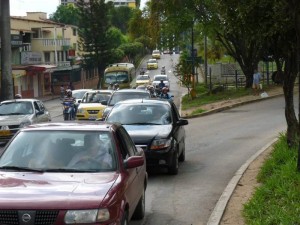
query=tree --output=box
[49,4,80,26]
[109,6,133,34]
[77,0,114,88]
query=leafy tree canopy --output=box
[49,4,80,26]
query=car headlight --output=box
[77,108,85,114]
[19,121,31,128]
[150,138,171,150]
[64,209,110,224]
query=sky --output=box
[10,0,148,17]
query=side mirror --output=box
[36,110,44,115]
[176,118,188,126]
[124,156,144,169]
[78,100,81,103]
[101,100,108,105]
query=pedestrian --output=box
[252,69,261,96]
[60,85,65,100]
[68,82,74,91]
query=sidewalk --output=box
[181,85,284,118]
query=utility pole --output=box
[0,0,13,100]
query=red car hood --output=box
[0,172,119,209]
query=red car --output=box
[0,122,147,225]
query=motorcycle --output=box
[62,101,75,121]
[161,67,166,74]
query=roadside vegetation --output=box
[243,134,300,224]
[181,83,250,111]
[181,83,280,114]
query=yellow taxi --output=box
[147,58,158,70]
[76,90,114,120]
[135,74,152,87]
[152,50,161,59]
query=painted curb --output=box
[206,138,278,225]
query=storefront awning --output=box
[12,70,26,79]
[26,65,57,74]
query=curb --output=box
[181,93,283,119]
[206,138,278,225]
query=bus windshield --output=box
[104,72,129,84]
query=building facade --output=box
[60,0,137,8]
[9,12,98,98]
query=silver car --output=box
[0,99,51,143]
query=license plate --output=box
[89,116,97,120]
[0,130,11,136]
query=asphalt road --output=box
[0,55,289,225]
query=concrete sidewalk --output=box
[181,85,284,118]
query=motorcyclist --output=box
[160,87,172,99]
[147,85,156,98]
[14,94,22,99]
[108,83,114,90]
[140,67,146,75]
[158,79,165,89]
[114,83,120,90]
[63,89,76,119]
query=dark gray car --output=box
[101,89,151,119]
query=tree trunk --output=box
[283,54,299,147]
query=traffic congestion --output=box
[0,51,188,225]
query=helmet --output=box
[66,89,72,97]
[15,94,22,99]
[162,87,168,93]
[114,83,119,89]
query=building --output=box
[10,12,98,98]
[60,0,137,8]
[105,0,137,8]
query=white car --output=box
[0,99,52,143]
[152,74,170,89]
[72,89,93,106]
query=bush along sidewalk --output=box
[243,134,300,225]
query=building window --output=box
[72,28,77,36]
[44,52,50,63]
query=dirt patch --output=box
[219,145,274,225]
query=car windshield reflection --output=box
[0,131,117,172]
[106,104,172,125]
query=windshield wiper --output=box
[125,122,162,125]
[43,168,95,172]
[0,166,43,172]
[9,113,23,115]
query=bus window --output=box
[117,73,129,83]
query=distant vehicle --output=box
[101,89,151,120]
[134,74,152,87]
[163,49,170,54]
[147,59,158,70]
[0,122,148,224]
[76,90,114,120]
[103,63,136,89]
[152,49,161,59]
[152,74,170,89]
[0,99,51,143]
[72,89,93,107]
[105,98,188,175]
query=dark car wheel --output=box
[121,210,129,225]
[168,149,179,175]
[179,142,185,162]
[132,188,145,220]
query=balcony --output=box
[31,38,71,52]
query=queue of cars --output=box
[0,53,187,224]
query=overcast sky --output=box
[10,0,148,17]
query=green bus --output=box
[103,63,136,89]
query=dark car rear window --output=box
[109,92,150,106]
